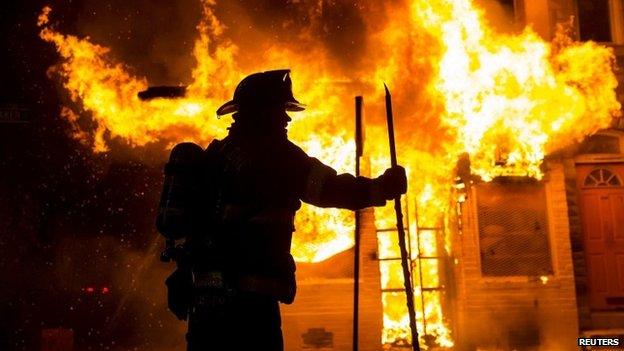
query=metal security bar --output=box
[476,181,553,277]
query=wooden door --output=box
[577,164,624,310]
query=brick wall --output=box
[562,156,593,330]
[452,161,579,351]
[281,206,383,351]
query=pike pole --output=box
[384,84,421,351]
[353,96,363,351]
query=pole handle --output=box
[384,84,398,167]
[384,83,421,351]
[353,95,363,351]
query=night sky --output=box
[0,1,374,349]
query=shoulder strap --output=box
[202,139,227,225]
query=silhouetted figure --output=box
[157,69,406,351]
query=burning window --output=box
[476,181,553,276]
[578,0,612,42]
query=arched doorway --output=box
[576,165,624,310]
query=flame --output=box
[415,1,620,181]
[38,0,620,348]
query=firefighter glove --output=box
[377,165,407,200]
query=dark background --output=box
[1,1,171,349]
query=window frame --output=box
[582,167,624,188]
[471,180,557,281]
[576,0,624,44]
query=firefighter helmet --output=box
[216,69,306,116]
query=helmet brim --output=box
[285,101,306,112]
[216,101,238,116]
[216,100,306,116]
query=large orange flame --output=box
[38,0,620,347]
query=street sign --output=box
[0,104,30,123]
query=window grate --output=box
[477,181,553,277]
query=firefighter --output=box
[157,69,407,351]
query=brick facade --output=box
[452,161,579,351]
[562,156,594,330]
[281,206,383,351]
[283,2,624,348]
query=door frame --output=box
[575,163,624,310]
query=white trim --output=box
[582,167,624,187]
[609,0,624,44]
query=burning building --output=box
[26,0,624,350]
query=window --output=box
[477,181,553,276]
[579,134,621,154]
[583,168,622,187]
[578,0,612,42]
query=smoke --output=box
[49,234,187,350]
[70,0,203,85]
[64,0,387,84]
